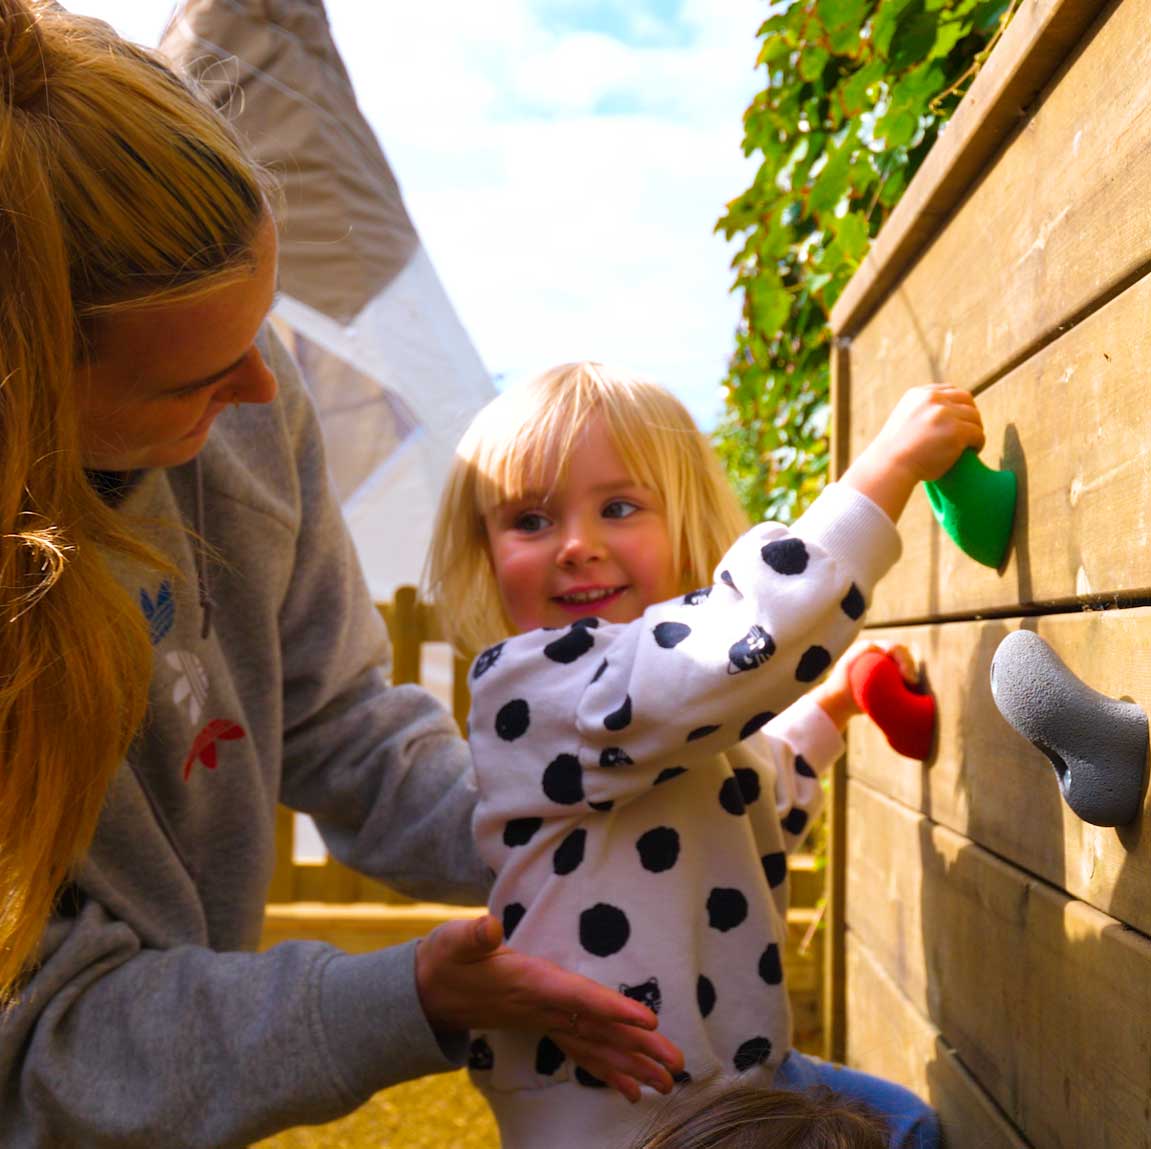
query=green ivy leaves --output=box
[714,0,1013,523]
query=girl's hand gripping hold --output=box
[415,915,685,1102]
[840,385,985,522]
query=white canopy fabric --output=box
[160,0,494,598]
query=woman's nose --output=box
[223,347,278,407]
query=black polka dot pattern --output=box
[727,625,776,674]
[697,975,717,1018]
[599,746,633,767]
[719,776,746,815]
[591,659,609,683]
[783,807,809,836]
[735,767,761,806]
[636,827,680,873]
[687,724,720,742]
[573,617,600,630]
[553,828,587,875]
[654,766,686,786]
[673,1070,693,1085]
[795,645,832,682]
[759,943,783,985]
[619,976,662,1014]
[579,903,631,957]
[683,586,712,605]
[468,1037,494,1070]
[589,799,615,812]
[543,626,596,664]
[472,643,504,680]
[707,887,748,932]
[733,1037,773,1072]
[739,711,776,740]
[502,902,526,939]
[496,699,530,741]
[762,852,787,889]
[841,582,865,620]
[535,1036,566,1076]
[720,570,735,589]
[575,1067,608,1088]
[604,695,633,731]
[503,817,542,847]
[795,754,816,779]
[653,621,692,649]
[542,753,584,804]
[761,538,808,575]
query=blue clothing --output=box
[776,1050,941,1149]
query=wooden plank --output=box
[849,609,1151,936]
[847,935,1030,1149]
[831,0,1107,337]
[859,266,1151,623]
[846,781,1151,1148]
[844,0,1151,460]
[260,901,485,953]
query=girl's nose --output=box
[223,347,278,407]
[556,520,605,567]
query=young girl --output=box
[426,362,982,1148]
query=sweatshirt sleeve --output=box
[267,331,491,904]
[754,693,846,851]
[0,901,466,1148]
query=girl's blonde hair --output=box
[0,0,272,1004]
[426,361,750,658]
[633,1085,889,1149]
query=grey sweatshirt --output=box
[0,331,491,1148]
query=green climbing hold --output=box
[923,449,1017,569]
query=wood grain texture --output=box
[846,780,1151,1148]
[847,936,1030,1149]
[857,266,1151,623]
[844,0,1151,460]
[831,0,1108,337]
[848,609,1151,935]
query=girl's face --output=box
[484,415,682,633]
[74,217,280,471]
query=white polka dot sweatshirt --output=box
[464,482,901,1148]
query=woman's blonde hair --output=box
[426,361,750,658]
[0,0,272,1004]
[633,1085,889,1149]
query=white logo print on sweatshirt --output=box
[167,650,208,725]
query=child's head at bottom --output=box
[631,1085,889,1149]
[427,361,749,656]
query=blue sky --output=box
[66,1,765,429]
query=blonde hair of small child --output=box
[426,361,750,658]
[631,1085,889,1149]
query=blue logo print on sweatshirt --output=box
[140,580,175,646]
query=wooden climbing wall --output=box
[828,0,1151,1144]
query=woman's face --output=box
[75,217,280,471]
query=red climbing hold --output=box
[849,650,936,761]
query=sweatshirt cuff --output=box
[318,942,467,1101]
[766,694,845,775]
[791,482,902,593]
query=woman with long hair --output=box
[0,4,680,1144]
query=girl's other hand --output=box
[415,915,684,1102]
[812,640,919,731]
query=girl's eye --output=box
[513,511,551,533]
[603,499,639,520]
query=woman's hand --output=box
[841,384,985,521]
[811,640,919,731]
[415,914,684,1101]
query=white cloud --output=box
[61,0,765,429]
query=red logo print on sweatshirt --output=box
[182,719,247,781]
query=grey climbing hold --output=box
[990,630,1147,827]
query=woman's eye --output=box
[513,511,550,533]
[603,499,639,519]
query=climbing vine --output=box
[715,0,1016,522]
